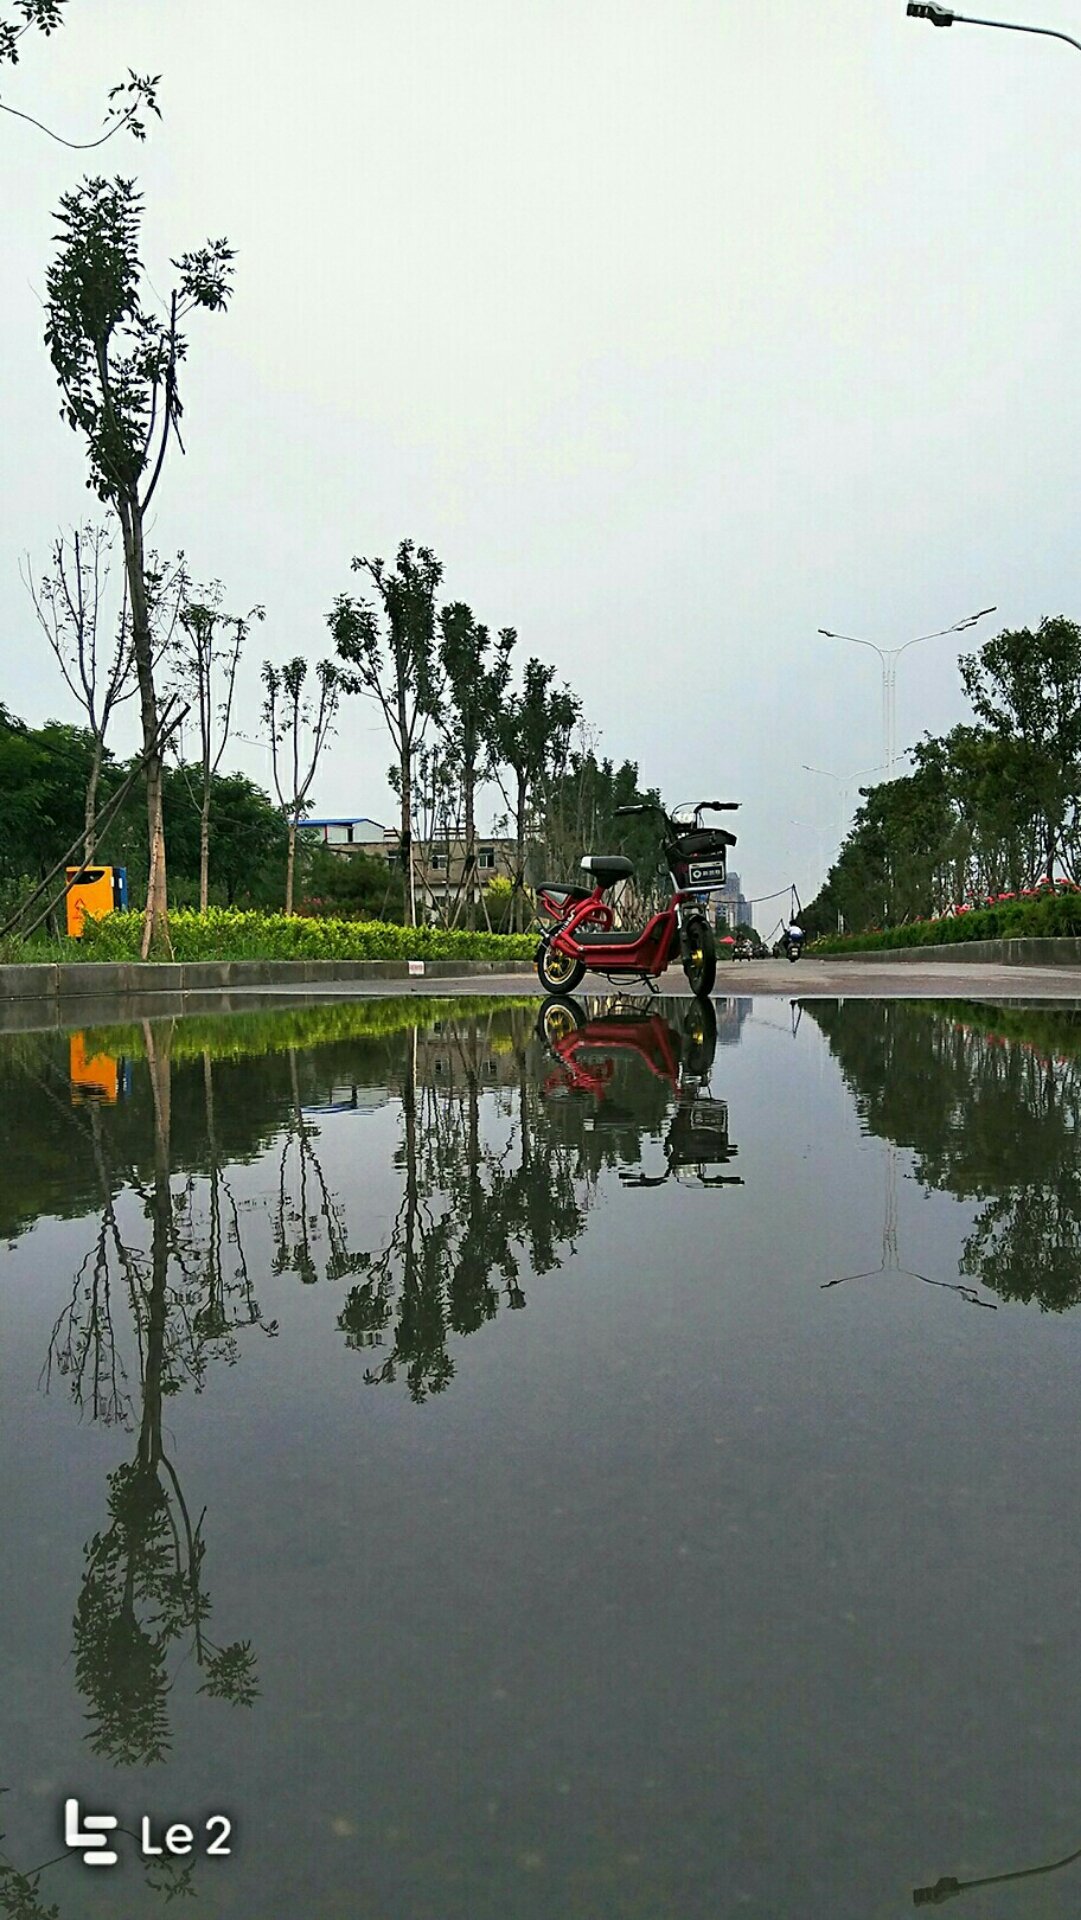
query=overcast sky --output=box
[3,0,1080,917]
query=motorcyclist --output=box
[782,920,804,954]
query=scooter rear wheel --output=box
[537,943,586,994]
[682,914,717,1000]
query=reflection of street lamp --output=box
[914,1833,1081,1904]
[907,3,1081,56]
[817,608,996,776]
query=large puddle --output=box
[3,992,1081,1917]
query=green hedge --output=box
[812,889,1081,955]
[76,908,538,964]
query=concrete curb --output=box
[822,936,1081,967]
[0,957,539,1002]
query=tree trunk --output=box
[400,750,415,928]
[199,766,211,912]
[286,818,297,914]
[84,733,103,864]
[515,771,527,931]
[464,761,476,932]
[117,493,170,959]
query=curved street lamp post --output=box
[817,609,996,776]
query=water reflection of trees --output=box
[806,999,1081,1311]
[339,1021,594,1399]
[34,1025,262,1771]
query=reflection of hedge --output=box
[916,998,1081,1062]
[78,907,537,963]
[811,890,1081,954]
[83,996,534,1065]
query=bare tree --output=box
[174,582,264,908]
[23,526,187,863]
[261,657,340,914]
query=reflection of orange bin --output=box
[70,1032,120,1104]
[65,864,127,938]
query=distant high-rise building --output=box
[714,868,751,929]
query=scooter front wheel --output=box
[536,942,586,994]
[682,914,717,1000]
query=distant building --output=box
[713,868,752,929]
[305,817,391,852]
[302,815,517,918]
[411,834,518,918]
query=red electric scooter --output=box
[535,798,739,1000]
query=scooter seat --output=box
[539,882,594,906]
[580,855,634,884]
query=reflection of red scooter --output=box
[539,998,682,1102]
[535,798,739,1000]
[538,997,744,1189]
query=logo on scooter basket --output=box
[687,860,726,888]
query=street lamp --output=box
[907,3,1081,56]
[816,608,996,776]
[790,817,833,882]
[802,760,891,839]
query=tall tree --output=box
[328,540,443,927]
[960,616,1081,886]
[174,582,264,909]
[23,526,186,862]
[438,603,515,928]
[45,176,235,954]
[261,656,340,914]
[492,658,579,929]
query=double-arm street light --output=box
[907,3,1081,57]
[816,608,996,777]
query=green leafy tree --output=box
[438,602,515,928]
[45,175,235,953]
[960,615,1081,885]
[492,658,579,929]
[0,710,115,925]
[303,844,404,921]
[542,747,662,906]
[328,540,444,926]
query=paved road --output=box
[6,959,1081,1036]
[240,958,1081,1002]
